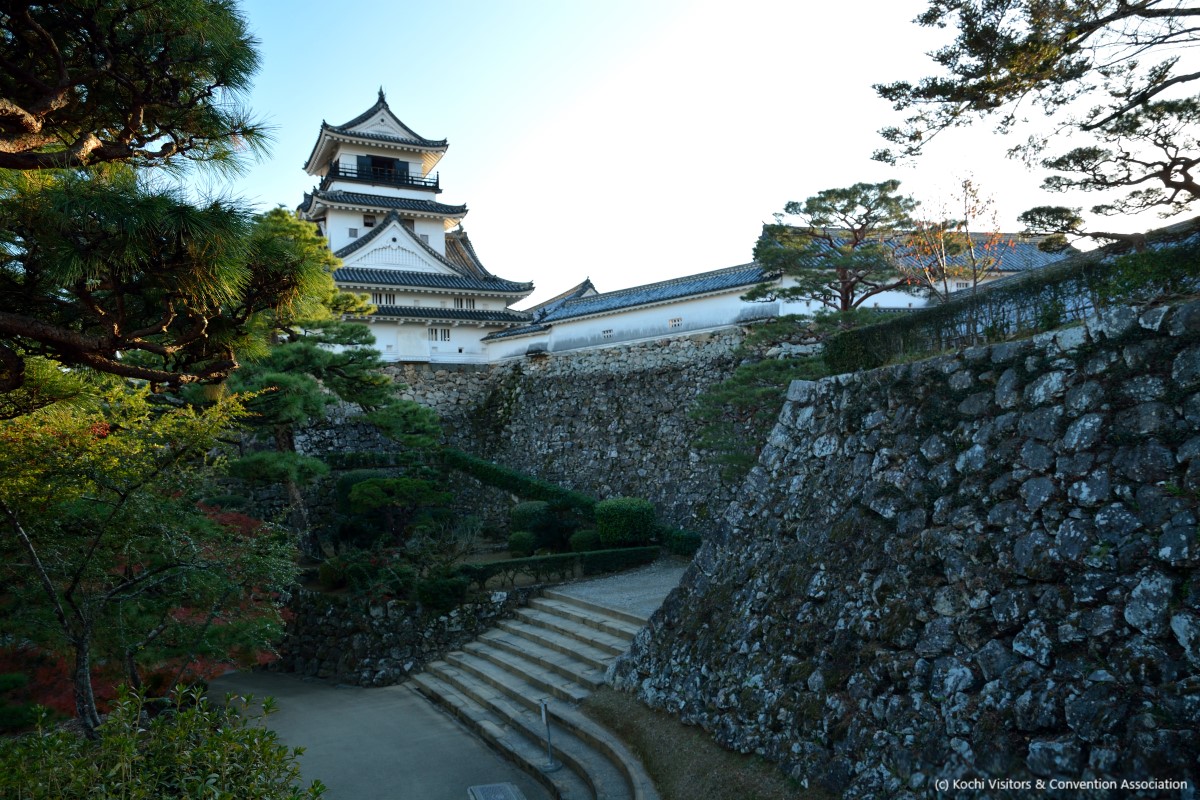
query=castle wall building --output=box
[302,95,1070,363]
[298,91,533,364]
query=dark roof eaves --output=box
[335,265,533,293]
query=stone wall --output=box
[612,301,1200,797]
[274,587,537,686]
[388,329,751,533]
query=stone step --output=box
[409,672,592,800]
[493,619,616,673]
[449,649,591,707]
[423,659,633,800]
[512,607,633,657]
[542,589,650,628]
[464,639,605,695]
[527,597,644,641]
[476,628,608,688]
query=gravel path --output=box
[553,556,689,619]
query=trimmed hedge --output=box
[508,531,536,557]
[664,528,703,556]
[569,529,601,552]
[823,230,1200,374]
[442,449,596,513]
[456,546,660,589]
[596,497,657,547]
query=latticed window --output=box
[454,298,476,310]
[428,327,451,342]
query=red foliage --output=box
[0,646,119,716]
[89,421,111,439]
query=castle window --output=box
[371,292,396,306]
[602,329,614,339]
[401,219,415,232]
[454,298,476,310]
[428,327,451,342]
[348,227,358,238]
[419,234,430,244]
[955,281,970,290]
[363,214,376,228]
[668,317,682,329]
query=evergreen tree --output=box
[746,181,918,312]
[876,1,1200,241]
[0,0,266,170]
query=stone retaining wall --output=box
[274,587,537,686]
[612,301,1200,797]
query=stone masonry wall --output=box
[274,587,536,686]
[388,330,750,534]
[612,301,1200,798]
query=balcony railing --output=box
[325,163,440,190]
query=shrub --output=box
[509,531,537,557]
[416,572,469,611]
[569,528,601,552]
[511,500,551,532]
[442,449,596,513]
[596,497,657,548]
[0,687,323,799]
[665,528,703,556]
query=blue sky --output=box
[228,0,1149,306]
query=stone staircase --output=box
[410,589,660,800]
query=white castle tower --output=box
[298,90,533,363]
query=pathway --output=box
[210,558,688,800]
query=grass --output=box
[581,687,833,800]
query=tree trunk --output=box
[73,636,102,737]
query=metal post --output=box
[539,698,561,772]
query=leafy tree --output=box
[903,179,1010,303]
[875,1,1200,240]
[0,386,295,736]
[0,687,324,799]
[0,171,335,397]
[0,0,265,171]
[224,214,441,558]
[746,180,918,312]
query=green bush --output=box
[509,531,537,557]
[0,687,323,799]
[569,528,601,552]
[416,573,469,611]
[665,528,703,556]
[442,449,596,513]
[596,497,657,548]
[0,673,36,734]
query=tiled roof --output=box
[327,90,447,148]
[329,213,532,296]
[527,279,597,317]
[444,229,493,280]
[764,228,1074,274]
[539,263,769,322]
[369,305,532,324]
[336,266,533,293]
[311,190,466,216]
[481,323,553,342]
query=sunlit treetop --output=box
[0,0,267,171]
[875,1,1200,234]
